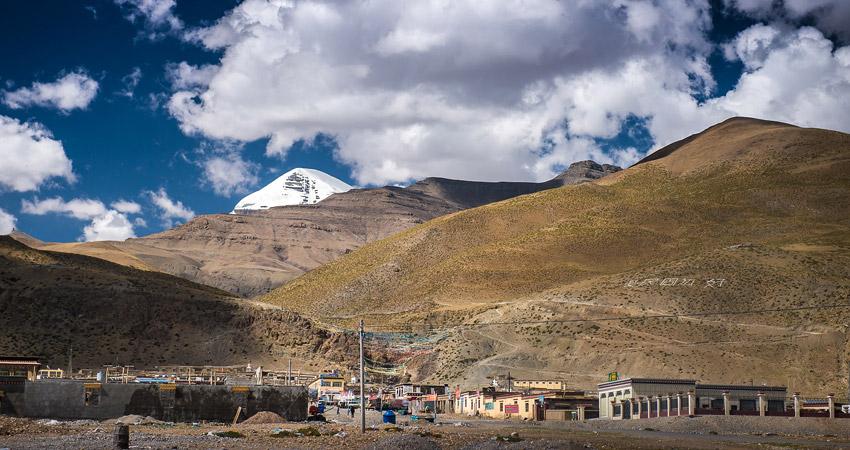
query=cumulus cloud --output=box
[146,188,194,227]
[725,0,850,42]
[202,153,259,197]
[711,26,850,133]
[0,116,75,192]
[165,62,218,90]
[170,0,713,184]
[115,0,182,37]
[83,210,136,241]
[21,197,107,220]
[0,208,16,235]
[20,197,137,242]
[168,0,849,184]
[110,199,142,214]
[2,72,99,112]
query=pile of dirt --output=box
[105,415,162,425]
[241,411,285,424]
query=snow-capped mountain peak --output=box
[232,168,352,212]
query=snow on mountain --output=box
[232,168,352,212]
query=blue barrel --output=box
[382,410,396,424]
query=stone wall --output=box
[1,380,307,422]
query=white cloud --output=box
[146,188,194,227]
[722,24,782,69]
[725,0,850,41]
[110,199,142,214]
[165,62,218,90]
[21,197,107,220]
[710,26,850,134]
[168,0,849,184]
[170,0,713,184]
[202,153,259,197]
[20,197,137,242]
[2,72,99,112]
[118,67,143,98]
[115,0,183,37]
[0,115,76,192]
[83,210,136,241]
[0,208,16,235]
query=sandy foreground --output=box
[2,409,850,449]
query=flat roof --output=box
[598,378,697,389]
[697,384,787,392]
[0,356,41,365]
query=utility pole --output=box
[359,319,366,434]
[67,347,73,378]
[432,387,437,424]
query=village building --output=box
[307,371,345,402]
[452,389,597,421]
[513,379,570,391]
[597,378,788,419]
[0,356,41,382]
[393,383,448,399]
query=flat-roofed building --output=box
[513,380,570,391]
[394,383,448,399]
[598,377,788,419]
[307,372,345,402]
[598,378,696,419]
[0,356,41,382]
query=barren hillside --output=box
[23,162,617,297]
[0,236,354,371]
[263,117,850,393]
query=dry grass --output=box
[261,118,850,392]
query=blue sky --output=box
[0,0,848,242]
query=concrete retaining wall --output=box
[2,380,307,422]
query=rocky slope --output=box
[263,117,850,394]
[0,236,353,370]
[27,162,618,297]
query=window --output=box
[84,386,100,406]
[525,402,529,412]
[499,402,503,412]
[624,389,631,395]
[600,393,607,398]
[616,390,622,396]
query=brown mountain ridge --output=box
[20,161,619,297]
[262,117,850,393]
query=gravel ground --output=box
[2,412,850,449]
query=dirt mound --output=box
[107,415,162,425]
[241,411,285,424]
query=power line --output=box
[356,301,850,333]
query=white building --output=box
[597,378,787,419]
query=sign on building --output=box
[504,404,519,414]
[608,372,619,381]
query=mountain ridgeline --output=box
[262,117,850,393]
[23,161,619,297]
